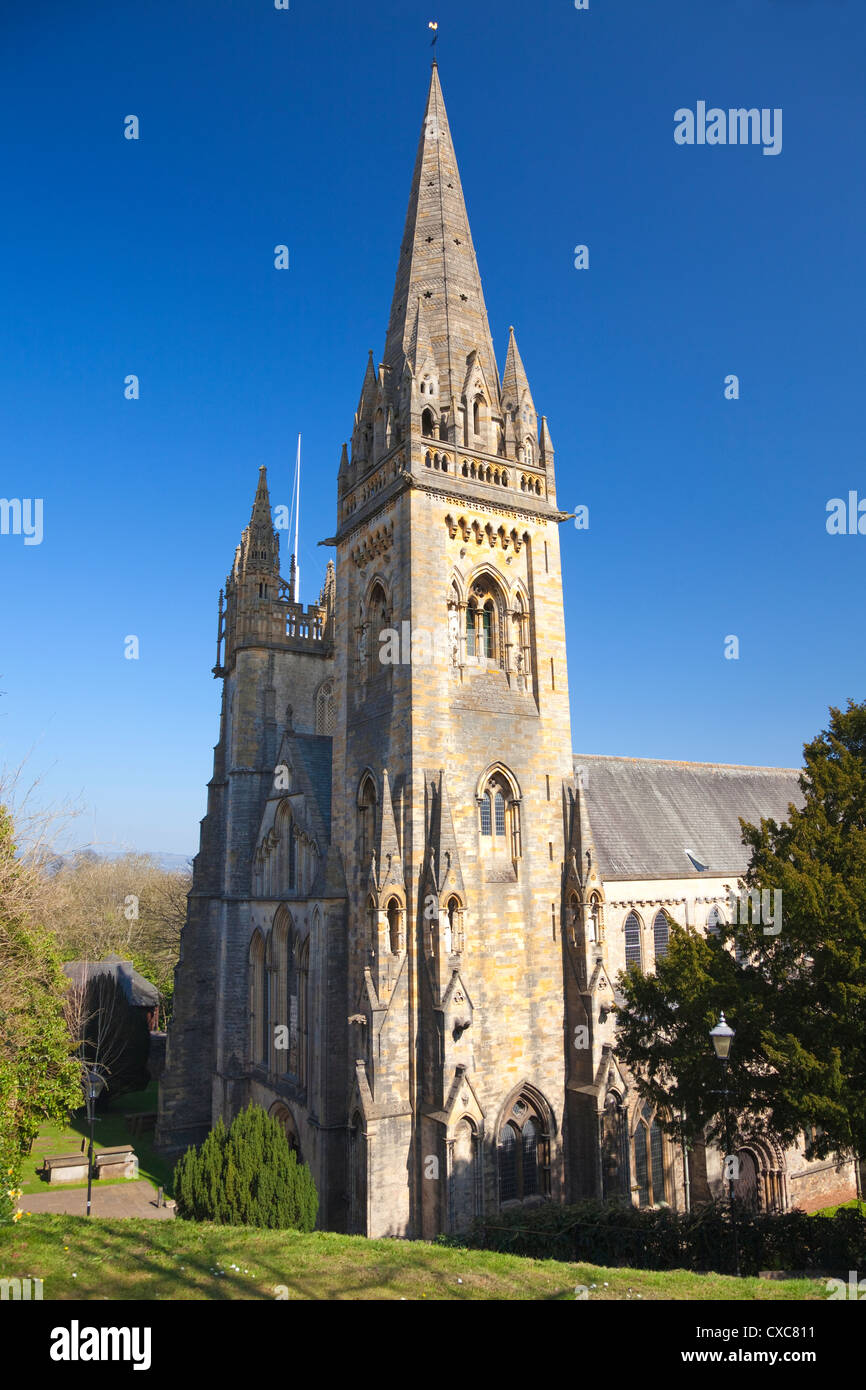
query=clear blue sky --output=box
[1,0,864,855]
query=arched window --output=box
[653,909,669,961]
[366,583,388,677]
[707,906,722,938]
[287,828,296,892]
[297,936,310,1090]
[498,1123,518,1202]
[249,932,267,1066]
[348,1111,367,1235]
[624,911,642,969]
[269,1102,301,1159]
[633,1102,667,1206]
[271,912,290,1075]
[601,1092,629,1199]
[387,897,402,954]
[497,1091,551,1204]
[465,576,504,665]
[445,896,460,953]
[477,768,521,862]
[315,680,336,735]
[525,439,533,465]
[421,407,435,438]
[358,776,377,868]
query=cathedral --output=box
[156,64,857,1234]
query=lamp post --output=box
[84,1068,106,1218]
[709,1012,740,1277]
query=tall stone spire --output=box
[383,64,500,412]
[236,465,280,578]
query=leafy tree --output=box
[615,700,866,1172]
[174,1103,318,1230]
[0,804,81,1219]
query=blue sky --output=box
[0,0,863,855]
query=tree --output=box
[0,804,81,1212]
[37,851,190,1019]
[174,1104,318,1230]
[615,700,866,1173]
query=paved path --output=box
[19,1181,175,1220]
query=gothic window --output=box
[465,576,505,664]
[633,1103,667,1206]
[525,439,533,465]
[477,767,521,862]
[497,1091,551,1205]
[624,911,643,969]
[365,582,388,679]
[271,912,290,1075]
[498,1123,517,1202]
[287,829,296,892]
[707,906,722,938]
[297,936,310,1090]
[590,893,603,943]
[348,1111,367,1235]
[358,775,377,868]
[249,931,267,1067]
[315,680,336,735]
[386,897,402,954]
[269,1102,301,1160]
[653,909,670,961]
[421,407,435,438]
[601,1092,629,1199]
[447,897,458,951]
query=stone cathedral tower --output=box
[159,63,843,1234]
[332,60,575,1238]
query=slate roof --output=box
[288,733,333,838]
[573,754,802,881]
[63,954,160,1008]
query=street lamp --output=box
[709,1013,740,1277]
[84,1068,106,1219]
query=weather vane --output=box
[428,20,438,48]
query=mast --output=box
[293,433,301,603]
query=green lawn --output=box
[0,1215,832,1301]
[20,1083,174,1197]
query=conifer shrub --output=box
[173,1103,318,1230]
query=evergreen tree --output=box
[615,700,866,1170]
[173,1104,318,1230]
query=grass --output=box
[812,1198,866,1218]
[0,1215,834,1301]
[20,1083,174,1196]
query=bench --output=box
[94,1146,139,1180]
[42,1153,90,1184]
[124,1111,157,1138]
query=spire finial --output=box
[428,19,438,54]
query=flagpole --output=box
[293,434,301,604]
